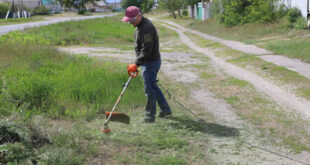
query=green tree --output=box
[121,0,154,13]
[57,0,94,14]
[0,2,9,18]
[184,0,202,6]
[158,0,184,19]
[212,0,284,26]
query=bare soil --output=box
[59,21,310,165]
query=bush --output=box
[287,7,302,23]
[77,9,86,15]
[182,10,188,16]
[293,17,307,29]
[0,2,9,18]
[32,5,49,15]
[213,0,284,26]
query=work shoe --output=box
[142,117,155,123]
[159,112,172,118]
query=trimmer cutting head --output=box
[106,112,130,124]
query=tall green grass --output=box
[0,42,145,120]
[266,38,310,63]
[0,15,134,49]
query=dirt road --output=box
[59,19,310,165]
[160,20,310,80]
[159,21,310,120]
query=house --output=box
[106,1,122,12]
[86,0,112,13]
[1,0,62,11]
[0,0,42,9]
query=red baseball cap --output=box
[122,6,140,22]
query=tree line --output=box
[55,0,306,27]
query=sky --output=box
[106,0,121,3]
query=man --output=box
[122,6,172,123]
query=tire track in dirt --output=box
[59,37,310,165]
[157,20,271,55]
[61,47,310,164]
[159,52,310,165]
[153,20,310,164]
[159,20,310,80]
[158,21,310,120]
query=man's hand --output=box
[127,64,139,77]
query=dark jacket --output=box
[134,17,160,66]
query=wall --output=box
[283,0,308,18]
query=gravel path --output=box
[159,21,310,120]
[160,20,310,80]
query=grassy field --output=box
[0,15,214,164]
[0,15,134,49]
[0,17,45,26]
[164,16,310,63]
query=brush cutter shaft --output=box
[105,76,132,124]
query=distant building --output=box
[86,0,112,13]
[86,0,122,12]
[0,0,62,12]
[107,1,122,11]
[0,0,42,9]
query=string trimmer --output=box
[101,71,139,134]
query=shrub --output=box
[213,0,284,26]
[0,2,9,18]
[77,8,86,15]
[32,5,49,15]
[287,7,302,23]
[293,17,307,29]
[182,10,188,16]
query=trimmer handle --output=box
[128,70,139,78]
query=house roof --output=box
[95,0,108,7]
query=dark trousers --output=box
[142,60,172,120]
